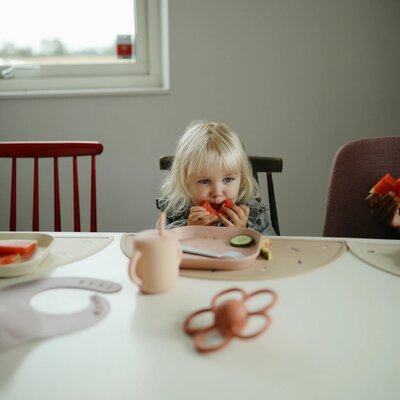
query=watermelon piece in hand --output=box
[370,173,400,198]
[201,200,235,216]
[223,199,235,209]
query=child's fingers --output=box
[220,207,248,227]
[237,204,250,216]
[199,215,218,226]
[218,213,234,227]
[225,204,249,220]
[190,206,207,213]
[203,218,219,226]
[375,195,396,221]
[370,192,399,226]
[225,204,248,218]
[188,206,207,221]
[382,204,399,226]
[188,211,217,226]
[373,193,395,213]
[365,193,380,207]
[221,207,237,221]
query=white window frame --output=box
[0,0,169,98]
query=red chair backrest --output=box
[0,141,103,232]
[323,137,400,239]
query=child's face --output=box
[187,168,241,206]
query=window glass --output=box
[0,0,169,96]
[0,0,136,64]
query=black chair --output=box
[159,155,283,235]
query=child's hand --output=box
[365,192,400,229]
[187,206,218,226]
[218,204,249,228]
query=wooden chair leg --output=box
[54,157,61,231]
[73,156,81,232]
[10,158,17,231]
[90,155,97,232]
[33,158,39,231]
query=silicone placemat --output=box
[0,235,113,284]
[41,235,114,269]
[347,240,400,277]
[121,234,346,281]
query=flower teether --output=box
[183,287,277,353]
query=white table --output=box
[1,233,400,400]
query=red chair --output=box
[323,137,400,239]
[0,141,103,232]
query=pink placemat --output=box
[347,239,400,277]
[121,233,346,281]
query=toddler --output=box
[157,121,276,236]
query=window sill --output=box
[0,85,170,99]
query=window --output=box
[0,0,169,97]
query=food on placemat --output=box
[260,238,272,260]
[370,173,400,198]
[202,199,234,216]
[0,240,37,266]
[229,234,254,248]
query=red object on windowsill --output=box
[117,35,133,59]
[117,44,132,58]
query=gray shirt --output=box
[156,198,276,236]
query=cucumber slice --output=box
[230,234,254,248]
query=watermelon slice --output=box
[0,240,37,256]
[0,253,21,266]
[370,173,400,198]
[201,200,234,216]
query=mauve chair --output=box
[323,137,400,239]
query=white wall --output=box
[1,0,399,235]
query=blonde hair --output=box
[161,121,260,216]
